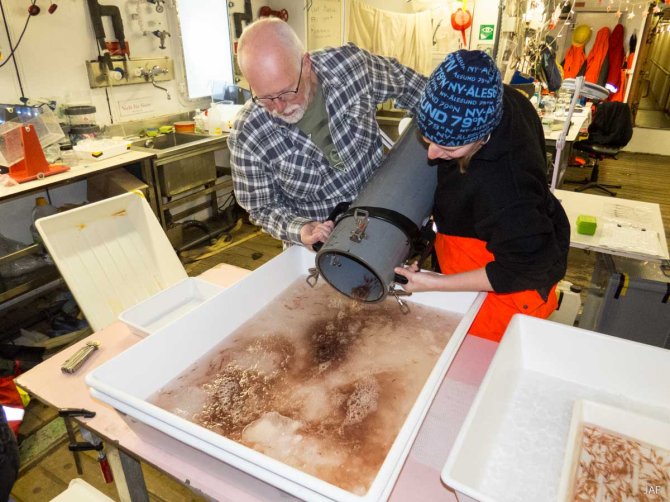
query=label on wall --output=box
[119,98,155,117]
[479,25,495,41]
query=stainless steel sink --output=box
[129,132,227,197]
[130,132,212,156]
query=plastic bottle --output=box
[193,109,207,134]
[30,196,58,245]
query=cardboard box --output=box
[87,169,148,202]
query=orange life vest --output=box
[435,233,558,343]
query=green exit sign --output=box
[479,24,495,41]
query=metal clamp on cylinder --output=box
[350,209,369,243]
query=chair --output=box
[565,101,633,196]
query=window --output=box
[174,0,235,100]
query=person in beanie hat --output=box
[419,50,503,151]
[395,50,570,343]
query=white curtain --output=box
[347,0,434,76]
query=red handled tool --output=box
[59,408,114,483]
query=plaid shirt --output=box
[228,44,427,244]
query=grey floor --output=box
[636,95,670,129]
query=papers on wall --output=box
[308,0,343,50]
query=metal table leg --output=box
[107,445,150,502]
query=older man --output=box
[227,18,426,247]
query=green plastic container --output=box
[576,214,597,235]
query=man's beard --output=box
[272,79,311,124]
[272,102,307,124]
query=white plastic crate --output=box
[36,192,186,331]
[119,277,223,337]
[441,315,670,502]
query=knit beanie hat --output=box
[418,50,504,147]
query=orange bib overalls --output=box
[435,233,558,343]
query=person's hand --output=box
[300,220,335,249]
[394,261,444,293]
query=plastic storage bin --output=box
[35,192,187,331]
[51,478,114,502]
[119,277,223,337]
[441,315,670,502]
[558,399,670,501]
[69,124,100,146]
[86,245,485,502]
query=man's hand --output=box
[300,220,335,248]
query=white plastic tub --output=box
[51,478,114,502]
[558,400,670,501]
[441,315,670,502]
[119,277,223,337]
[87,245,484,502]
[36,192,187,331]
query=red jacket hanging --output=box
[584,27,610,85]
[606,24,625,93]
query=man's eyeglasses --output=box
[252,59,304,107]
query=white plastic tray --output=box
[441,315,670,502]
[558,399,670,501]
[74,138,130,161]
[36,192,187,331]
[87,245,484,502]
[119,277,223,337]
[51,478,115,502]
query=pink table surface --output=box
[15,263,498,501]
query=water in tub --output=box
[150,278,462,495]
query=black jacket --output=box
[587,102,633,147]
[433,86,570,298]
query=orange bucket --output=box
[174,121,195,133]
